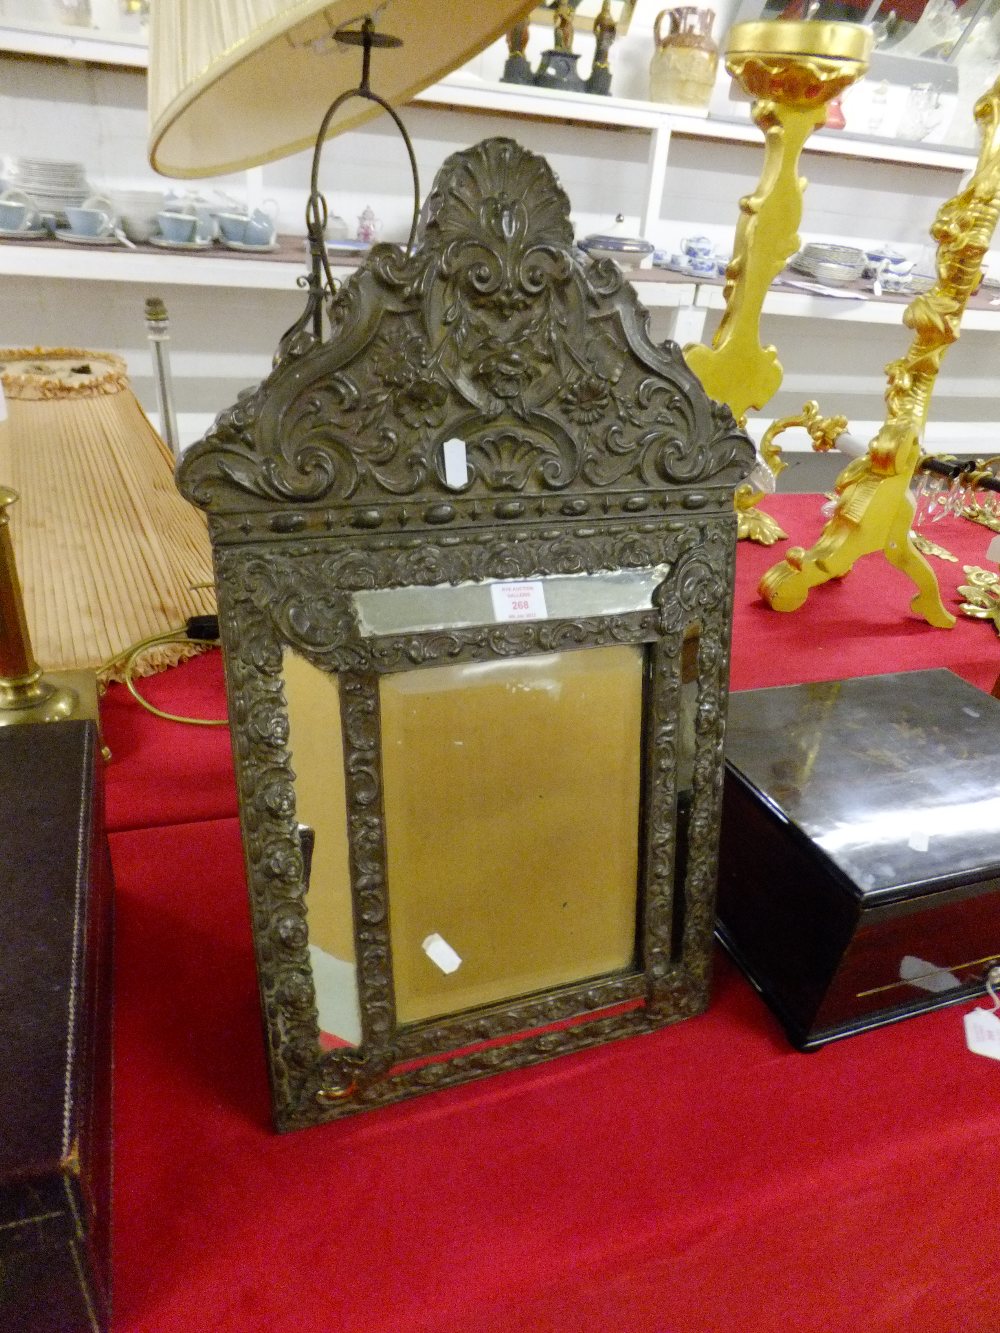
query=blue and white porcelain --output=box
[687,253,716,276]
[680,234,713,258]
[864,245,914,284]
[578,232,654,267]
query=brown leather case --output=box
[0,720,113,1331]
[717,670,1000,1049]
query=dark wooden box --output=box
[0,721,113,1331]
[717,669,1000,1049]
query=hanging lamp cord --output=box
[97,614,228,727]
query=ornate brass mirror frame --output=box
[177,138,753,1129]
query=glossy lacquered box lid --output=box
[724,669,1000,903]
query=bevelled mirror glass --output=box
[177,137,754,1128]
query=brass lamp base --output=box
[0,484,100,728]
[0,668,98,728]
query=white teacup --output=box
[119,212,158,244]
[880,270,911,293]
[244,207,276,246]
[0,200,30,231]
[64,205,114,237]
[218,209,275,246]
[0,189,41,232]
[216,211,249,243]
[112,191,163,244]
[157,211,198,243]
[192,204,218,242]
[687,253,716,276]
[161,193,217,240]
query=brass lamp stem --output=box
[0,486,82,725]
[0,486,45,696]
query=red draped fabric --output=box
[102,496,1000,1332]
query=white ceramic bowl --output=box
[113,191,164,244]
[579,233,654,268]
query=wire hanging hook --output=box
[301,16,421,335]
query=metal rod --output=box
[145,297,181,459]
[302,17,421,321]
[0,486,41,688]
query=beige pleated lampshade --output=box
[148,0,536,178]
[0,349,215,679]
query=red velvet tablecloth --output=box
[101,496,1000,1333]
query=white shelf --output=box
[0,243,305,290]
[3,237,997,333]
[692,281,1000,327]
[0,22,146,68]
[414,74,693,132]
[414,75,977,173]
[0,240,701,305]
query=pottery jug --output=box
[650,7,718,109]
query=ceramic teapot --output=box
[650,7,718,109]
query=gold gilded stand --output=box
[760,77,1000,629]
[0,487,97,726]
[683,20,871,545]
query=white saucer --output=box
[321,238,371,258]
[55,229,119,246]
[0,226,49,241]
[219,238,278,253]
[150,235,213,251]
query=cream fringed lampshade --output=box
[0,350,215,679]
[148,0,537,177]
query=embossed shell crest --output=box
[177,137,753,517]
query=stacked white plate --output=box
[3,156,90,215]
[790,242,866,287]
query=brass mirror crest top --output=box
[177,138,753,539]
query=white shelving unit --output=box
[0,32,994,458]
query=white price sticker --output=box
[442,437,468,490]
[749,460,777,495]
[987,534,1000,564]
[899,954,960,994]
[964,1007,1000,1060]
[490,580,547,623]
[422,933,462,975]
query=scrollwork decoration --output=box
[177,137,754,1128]
[179,138,751,525]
